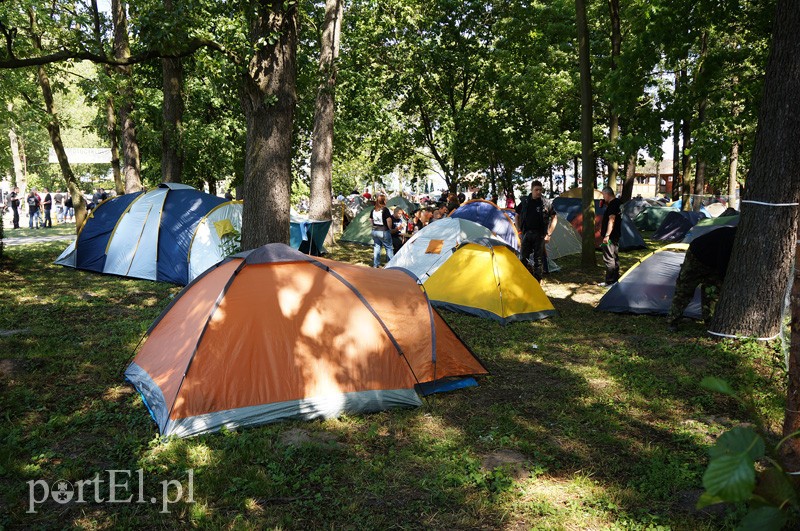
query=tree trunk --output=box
[606,0,621,187]
[576,0,596,268]
[239,0,298,250]
[8,127,26,191]
[620,153,636,202]
[36,64,89,230]
[784,222,800,468]
[680,97,692,211]
[711,0,800,343]
[728,138,739,204]
[309,0,343,221]
[672,74,681,200]
[161,56,184,183]
[106,97,124,194]
[112,0,143,193]
[691,32,709,212]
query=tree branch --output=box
[0,36,240,69]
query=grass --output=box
[0,234,788,529]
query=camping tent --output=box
[448,200,520,251]
[290,211,332,256]
[623,198,658,222]
[634,205,677,231]
[55,183,243,285]
[552,197,602,222]
[339,196,413,245]
[560,187,604,199]
[568,211,647,251]
[386,217,494,283]
[682,214,740,243]
[388,229,556,323]
[596,244,701,317]
[547,213,582,260]
[704,202,729,217]
[652,211,705,242]
[419,238,557,324]
[125,244,488,437]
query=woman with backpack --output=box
[26,189,41,229]
[371,194,395,267]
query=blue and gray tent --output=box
[652,211,706,242]
[596,244,701,318]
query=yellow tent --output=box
[423,238,556,324]
[560,187,603,199]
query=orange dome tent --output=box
[125,244,487,437]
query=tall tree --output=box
[309,0,343,221]
[239,0,298,250]
[576,0,596,267]
[160,0,184,184]
[111,0,143,193]
[710,1,799,339]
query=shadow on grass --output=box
[0,239,782,528]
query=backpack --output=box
[27,195,37,207]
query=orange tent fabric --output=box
[125,243,487,437]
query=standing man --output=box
[54,190,64,223]
[516,180,557,281]
[42,188,52,228]
[9,187,20,229]
[599,186,622,287]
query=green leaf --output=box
[709,427,765,461]
[700,376,738,397]
[737,506,788,531]
[703,454,756,502]
[696,491,725,509]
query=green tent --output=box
[340,196,414,244]
[634,205,677,231]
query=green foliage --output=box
[698,379,800,528]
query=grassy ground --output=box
[0,236,788,529]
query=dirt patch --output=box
[673,488,730,518]
[481,449,530,480]
[0,358,23,378]
[279,428,343,449]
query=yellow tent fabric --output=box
[214,218,236,238]
[423,239,556,324]
[560,187,603,199]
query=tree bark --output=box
[8,127,26,190]
[620,153,636,202]
[691,32,709,212]
[160,0,184,184]
[309,0,343,221]
[672,72,681,201]
[106,97,124,194]
[711,0,800,343]
[576,0,596,268]
[239,0,298,250]
[161,56,184,183]
[680,93,692,211]
[36,64,89,230]
[728,138,739,203]
[112,0,143,193]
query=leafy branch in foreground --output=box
[698,376,800,530]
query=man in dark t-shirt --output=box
[668,226,737,330]
[516,180,557,281]
[599,186,622,287]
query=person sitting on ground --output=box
[668,226,737,331]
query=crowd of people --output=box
[0,187,112,230]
